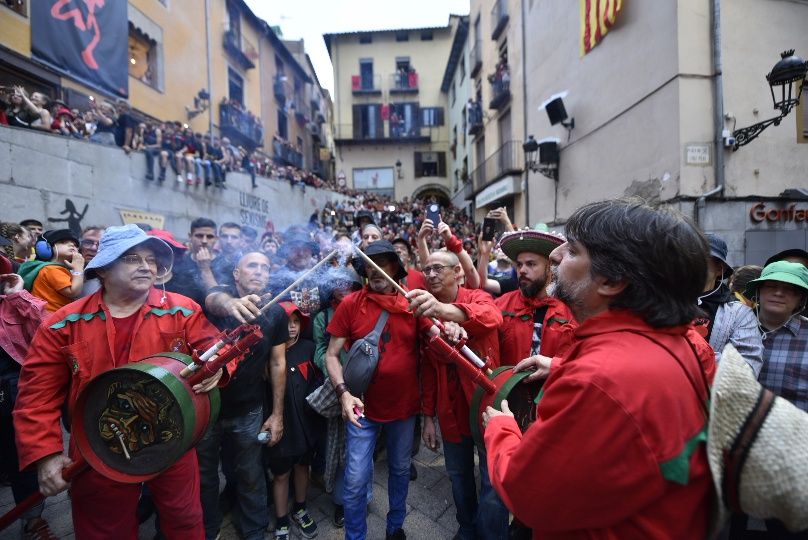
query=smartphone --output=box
[482,217,497,241]
[426,203,441,224]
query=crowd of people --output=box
[1,193,808,540]
[0,85,331,192]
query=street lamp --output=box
[732,50,808,150]
[395,159,402,179]
[523,135,559,181]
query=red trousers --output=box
[70,450,204,540]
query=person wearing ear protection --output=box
[14,224,224,540]
[17,229,85,313]
[694,233,763,374]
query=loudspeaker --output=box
[545,97,569,126]
[538,141,560,165]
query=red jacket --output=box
[494,291,576,365]
[0,289,46,364]
[422,287,502,442]
[14,288,219,470]
[484,310,716,539]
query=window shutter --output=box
[438,152,446,177]
[414,152,423,178]
[437,107,445,126]
[353,105,361,138]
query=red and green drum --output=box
[73,352,220,483]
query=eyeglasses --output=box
[422,264,453,276]
[80,239,99,247]
[119,254,158,267]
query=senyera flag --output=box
[580,0,623,56]
[32,0,129,98]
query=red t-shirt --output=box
[326,289,420,422]
[112,311,141,365]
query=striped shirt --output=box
[758,315,808,412]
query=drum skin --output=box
[469,366,544,449]
[73,352,220,483]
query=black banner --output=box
[32,0,129,98]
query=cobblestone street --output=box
[0,442,460,540]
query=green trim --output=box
[49,310,106,329]
[145,306,194,318]
[501,311,517,318]
[546,317,569,326]
[470,366,510,449]
[519,314,532,321]
[659,426,708,485]
[534,388,545,405]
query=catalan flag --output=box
[581,0,623,56]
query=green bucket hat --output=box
[744,260,808,299]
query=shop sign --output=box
[749,202,808,224]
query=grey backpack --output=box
[343,311,389,396]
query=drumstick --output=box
[353,246,492,375]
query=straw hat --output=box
[707,344,808,532]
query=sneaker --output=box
[22,517,56,540]
[291,508,318,538]
[410,462,418,481]
[274,524,290,540]
[177,174,183,183]
[385,529,406,540]
[145,174,154,181]
[332,504,344,528]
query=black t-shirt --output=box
[115,113,137,146]
[211,252,241,288]
[207,284,289,418]
[165,255,210,308]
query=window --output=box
[389,102,420,137]
[1,0,26,16]
[278,109,288,139]
[421,31,434,41]
[128,24,159,89]
[414,152,446,177]
[228,67,244,105]
[352,104,383,139]
[450,82,455,106]
[395,32,409,42]
[226,1,241,44]
[460,57,466,81]
[421,107,444,127]
[359,34,372,44]
[359,59,374,89]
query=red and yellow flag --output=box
[581,0,623,56]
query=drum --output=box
[469,366,545,449]
[72,352,220,483]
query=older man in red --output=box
[407,249,505,540]
[14,224,223,540]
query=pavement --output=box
[0,442,461,539]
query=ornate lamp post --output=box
[733,50,808,150]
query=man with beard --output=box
[325,241,423,540]
[407,250,505,540]
[493,230,577,372]
[201,251,287,540]
[483,200,717,539]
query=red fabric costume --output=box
[421,287,502,442]
[484,310,716,540]
[494,291,577,366]
[327,288,422,422]
[14,288,220,540]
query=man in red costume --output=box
[483,200,717,539]
[408,250,504,540]
[494,229,577,370]
[15,224,223,540]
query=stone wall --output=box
[0,126,347,239]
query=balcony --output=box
[351,74,382,95]
[389,71,419,94]
[333,123,430,146]
[488,71,511,110]
[222,27,257,70]
[471,140,523,193]
[220,100,263,148]
[308,122,321,141]
[273,76,287,102]
[467,100,483,136]
[491,0,509,40]
[272,138,303,168]
[470,40,482,78]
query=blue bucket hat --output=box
[85,224,174,279]
[706,233,734,276]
